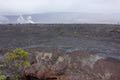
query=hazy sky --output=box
[0,0,120,15]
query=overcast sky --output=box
[0,0,120,15]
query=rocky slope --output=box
[0,24,120,80]
[23,49,120,80]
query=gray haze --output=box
[0,0,120,15]
[0,0,120,24]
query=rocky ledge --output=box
[23,49,120,80]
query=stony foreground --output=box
[23,49,120,80]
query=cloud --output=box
[0,0,120,15]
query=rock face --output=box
[24,50,120,80]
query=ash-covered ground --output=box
[0,24,120,58]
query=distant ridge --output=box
[1,12,120,24]
[0,16,9,24]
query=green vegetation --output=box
[0,73,6,80]
[2,48,30,80]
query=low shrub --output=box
[0,72,6,80]
[4,48,30,80]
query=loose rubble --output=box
[24,50,120,80]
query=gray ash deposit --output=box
[0,24,120,58]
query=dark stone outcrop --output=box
[24,50,120,80]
